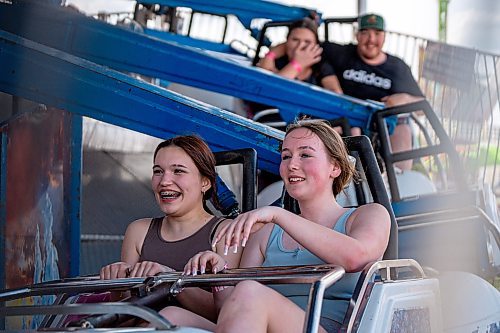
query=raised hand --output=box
[292,42,323,69]
[213,206,280,253]
[183,250,227,276]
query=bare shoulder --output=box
[213,217,232,232]
[125,217,154,236]
[348,203,390,230]
[355,203,389,216]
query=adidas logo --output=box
[343,69,391,89]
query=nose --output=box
[160,171,173,185]
[288,156,300,171]
[367,31,377,42]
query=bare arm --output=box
[258,43,322,81]
[321,75,343,94]
[277,204,390,271]
[121,218,149,263]
[100,218,150,279]
[215,204,390,272]
[257,43,286,72]
[381,93,424,107]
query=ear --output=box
[330,161,341,179]
[201,176,212,193]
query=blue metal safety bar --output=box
[0,1,383,133]
[137,0,321,29]
[142,28,243,55]
[0,29,283,174]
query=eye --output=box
[281,154,291,160]
[153,169,163,176]
[300,153,312,158]
[173,168,186,174]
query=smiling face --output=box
[286,27,317,58]
[279,127,340,202]
[356,28,386,64]
[152,146,210,217]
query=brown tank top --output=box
[138,216,224,271]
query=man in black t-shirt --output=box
[320,13,425,170]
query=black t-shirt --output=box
[320,43,423,101]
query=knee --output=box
[228,280,267,304]
[158,306,184,323]
[234,280,265,295]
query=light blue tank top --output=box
[262,208,360,324]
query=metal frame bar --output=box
[0,303,175,330]
[0,265,345,331]
[69,114,82,277]
[214,148,257,213]
[345,259,425,333]
[0,29,284,174]
[343,135,398,260]
[136,0,319,30]
[375,100,466,202]
[0,1,380,132]
[0,129,6,330]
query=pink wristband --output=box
[290,59,302,73]
[265,51,276,60]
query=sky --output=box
[67,0,500,54]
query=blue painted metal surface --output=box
[143,28,244,55]
[0,1,383,133]
[0,29,283,174]
[137,0,321,29]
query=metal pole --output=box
[358,0,367,15]
[439,0,450,42]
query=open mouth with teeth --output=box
[289,177,305,183]
[159,190,181,200]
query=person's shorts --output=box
[320,317,342,333]
[397,115,411,125]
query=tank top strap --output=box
[333,208,357,234]
[265,223,283,250]
[150,216,163,233]
[208,216,226,244]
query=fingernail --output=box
[213,268,217,274]
[224,245,228,256]
[193,270,197,276]
[201,266,205,274]
[242,237,247,247]
[233,244,238,253]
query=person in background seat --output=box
[246,17,343,120]
[258,17,342,93]
[320,13,425,170]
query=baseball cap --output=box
[358,13,385,31]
